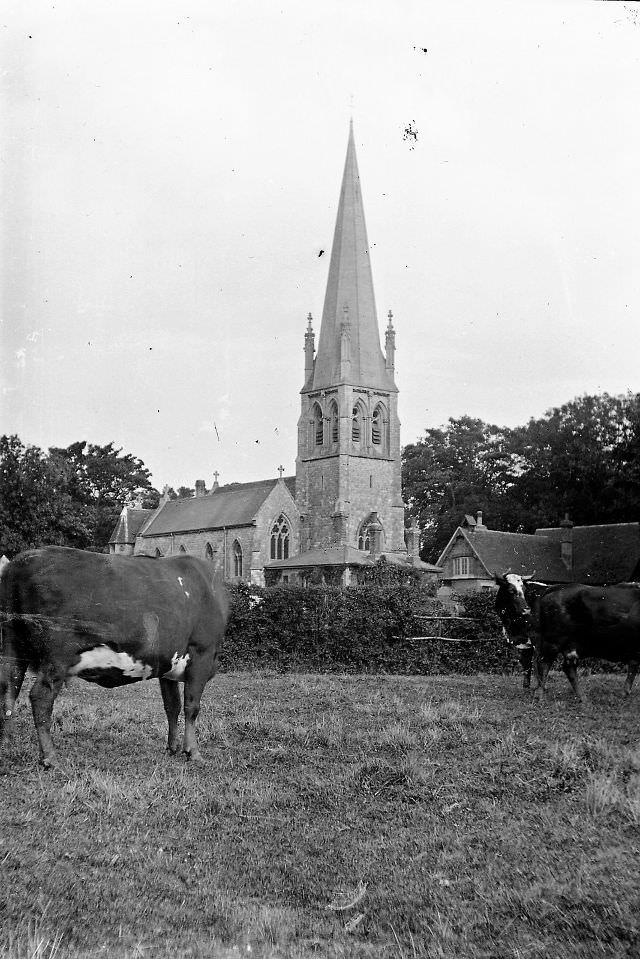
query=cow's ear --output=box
[494,572,506,586]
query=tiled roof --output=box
[108,508,155,546]
[441,522,640,586]
[536,523,640,584]
[140,477,296,537]
[463,529,572,582]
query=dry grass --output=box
[1,670,639,958]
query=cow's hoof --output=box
[41,756,56,770]
[165,745,180,757]
[184,751,205,766]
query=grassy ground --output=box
[1,670,639,959]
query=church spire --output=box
[309,123,393,391]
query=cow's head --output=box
[494,571,534,644]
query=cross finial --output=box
[213,470,219,482]
[387,309,394,329]
[277,465,284,479]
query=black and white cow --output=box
[0,546,228,766]
[494,573,548,689]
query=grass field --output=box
[1,670,639,959]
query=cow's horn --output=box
[521,570,536,581]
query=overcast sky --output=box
[2,0,639,492]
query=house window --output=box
[233,540,243,578]
[270,514,290,560]
[329,401,339,443]
[452,556,471,577]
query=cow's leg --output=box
[0,627,28,746]
[29,662,66,767]
[534,654,554,700]
[159,677,181,754]
[624,661,639,697]
[520,647,533,690]
[182,649,217,763]
[561,650,583,701]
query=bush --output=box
[221,583,521,675]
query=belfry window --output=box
[270,514,290,560]
[233,540,243,578]
[372,406,383,445]
[313,403,324,446]
[329,401,339,444]
[352,405,362,442]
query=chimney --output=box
[195,480,206,498]
[160,484,171,506]
[368,512,383,558]
[560,514,573,570]
[475,510,486,531]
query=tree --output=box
[402,416,516,562]
[0,435,91,555]
[48,441,159,549]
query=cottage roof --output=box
[108,507,155,546]
[309,121,394,392]
[139,476,296,537]
[463,529,572,581]
[535,522,640,584]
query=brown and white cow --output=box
[495,573,640,700]
[0,546,228,766]
[494,572,542,688]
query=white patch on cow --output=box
[505,573,526,599]
[69,645,154,680]
[178,576,190,599]
[162,652,190,681]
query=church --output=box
[109,123,438,584]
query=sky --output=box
[2,0,639,492]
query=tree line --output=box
[1,391,638,560]
[402,392,640,563]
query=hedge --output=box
[220,582,523,675]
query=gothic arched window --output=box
[270,514,290,560]
[329,400,339,444]
[357,522,370,551]
[352,403,364,443]
[372,404,385,446]
[178,545,187,553]
[155,548,163,557]
[205,542,214,562]
[312,403,324,447]
[233,540,243,578]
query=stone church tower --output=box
[295,122,406,556]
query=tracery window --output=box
[357,523,370,551]
[270,514,290,560]
[233,540,243,578]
